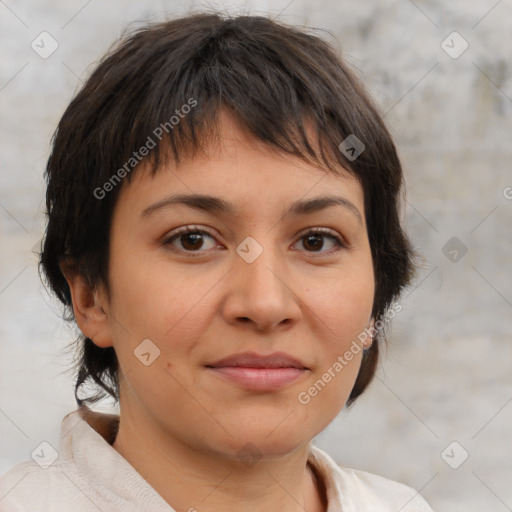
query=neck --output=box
[111,408,326,512]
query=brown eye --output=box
[180,232,205,251]
[302,233,325,251]
[295,229,345,254]
[164,226,219,253]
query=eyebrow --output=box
[141,193,362,224]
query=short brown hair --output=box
[40,12,414,409]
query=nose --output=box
[220,239,302,332]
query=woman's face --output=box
[101,112,374,460]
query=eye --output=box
[163,225,220,254]
[294,228,346,254]
[163,225,346,256]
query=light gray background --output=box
[1,1,511,511]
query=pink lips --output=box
[205,351,309,391]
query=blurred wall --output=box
[1,1,511,511]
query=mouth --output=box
[205,351,309,391]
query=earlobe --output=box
[60,263,113,348]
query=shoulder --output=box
[309,446,434,512]
[0,459,97,511]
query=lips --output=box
[205,351,308,370]
[205,351,309,391]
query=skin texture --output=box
[65,111,375,512]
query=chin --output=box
[208,417,314,462]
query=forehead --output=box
[116,110,364,220]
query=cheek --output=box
[108,246,180,325]
[307,266,374,337]
[298,261,374,411]
[107,249,219,367]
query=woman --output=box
[0,12,433,511]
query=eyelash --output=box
[162,225,346,257]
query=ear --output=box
[60,263,113,348]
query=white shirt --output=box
[0,408,434,511]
